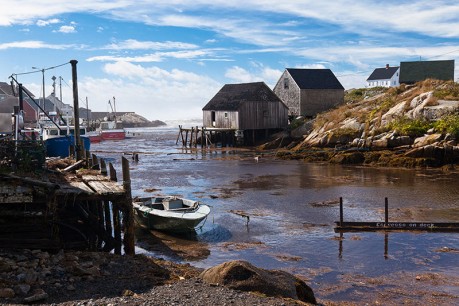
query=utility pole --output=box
[70,60,83,161]
[32,67,45,110]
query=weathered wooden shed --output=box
[203,82,288,129]
[202,82,288,145]
[273,68,344,118]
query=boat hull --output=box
[45,135,91,157]
[133,197,210,232]
[87,132,102,143]
[100,130,126,140]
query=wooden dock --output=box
[335,197,459,232]
[0,155,135,255]
[176,125,238,148]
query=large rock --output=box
[413,134,443,148]
[199,260,316,304]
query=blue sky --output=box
[1,1,459,121]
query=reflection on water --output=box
[93,127,459,301]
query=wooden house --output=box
[273,68,344,118]
[399,60,455,84]
[202,82,288,144]
[367,64,400,88]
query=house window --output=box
[283,78,289,89]
[224,112,228,118]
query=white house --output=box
[366,64,400,88]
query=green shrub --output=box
[434,114,459,138]
[288,117,305,130]
[388,117,432,137]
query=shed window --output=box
[224,112,228,118]
[283,78,289,89]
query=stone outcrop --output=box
[199,260,317,304]
[118,113,167,128]
[264,81,459,167]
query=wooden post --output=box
[112,203,121,255]
[109,162,117,182]
[385,197,389,226]
[104,201,113,239]
[185,130,189,148]
[176,125,182,145]
[201,127,204,148]
[97,201,104,250]
[100,159,107,176]
[70,59,83,161]
[91,154,99,169]
[384,232,389,259]
[339,197,343,226]
[121,156,135,255]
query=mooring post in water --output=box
[122,156,135,255]
[384,232,389,259]
[339,197,343,226]
[385,197,389,226]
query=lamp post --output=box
[32,67,45,111]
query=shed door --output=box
[211,111,216,127]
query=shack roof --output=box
[286,68,344,90]
[367,66,399,81]
[202,82,284,111]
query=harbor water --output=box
[91,125,459,302]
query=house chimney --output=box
[386,64,389,69]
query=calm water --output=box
[92,126,459,300]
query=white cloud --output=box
[87,49,214,63]
[103,39,199,50]
[58,25,76,33]
[77,62,222,121]
[224,65,282,87]
[36,18,60,27]
[0,40,77,50]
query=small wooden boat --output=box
[133,196,211,232]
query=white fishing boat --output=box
[97,97,126,141]
[133,196,211,232]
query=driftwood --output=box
[60,159,85,173]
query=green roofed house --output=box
[399,60,455,84]
[273,68,344,118]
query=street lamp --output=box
[32,67,45,110]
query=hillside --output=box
[265,80,459,168]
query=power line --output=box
[10,61,70,78]
[425,48,459,60]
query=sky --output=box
[1,1,459,122]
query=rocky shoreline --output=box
[0,249,314,305]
